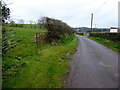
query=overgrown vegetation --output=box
[76,32,84,35]
[1,0,77,88]
[88,37,120,53]
[38,17,75,43]
[2,25,77,88]
[89,32,120,42]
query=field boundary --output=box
[2,30,17,53]
[36,32,46,47]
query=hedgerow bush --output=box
[76,32,84,35]
[38,17,75,43]
[89,32,120,42]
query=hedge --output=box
[76,32,84,35]
[89,32,120,42]
[38,17,74,43]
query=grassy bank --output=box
[3,27,77,88]
[88,37,120,53]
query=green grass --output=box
[88,37,120,53]
[3,26,77,88]
[5,24,40,29]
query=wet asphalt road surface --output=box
[65,35,118,88]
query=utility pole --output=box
[118,1,120,28]
[90,2,106,32]
[91,13,93,31]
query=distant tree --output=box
[29,20,33,28]
[18,19,24,27]
[18,19,24,24]
[37,18,44,28]
[10,20,15,24]
[87,30,92,33]
[29,20,33,24]
[9,19,15,27]
[34,21,38,28]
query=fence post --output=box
[36,32,47,48]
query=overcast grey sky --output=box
[8,0,119,28]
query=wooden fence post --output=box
[36,32,47,48]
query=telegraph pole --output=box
[90,2,106,32]
[118,1,120,28]
[91,13,93,31]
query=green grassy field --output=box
[3,26,77,88]
[5,24,40,29]
[88,37,120,53]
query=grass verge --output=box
[3,27,77,88]
[88,37,120,53]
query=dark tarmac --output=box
[65,35,118,88]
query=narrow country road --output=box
[65,35,119,88]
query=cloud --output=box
[10,0,119,27]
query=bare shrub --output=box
[38,17,74,43]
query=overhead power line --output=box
[93,2,107,14]
[90,1,107,30]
